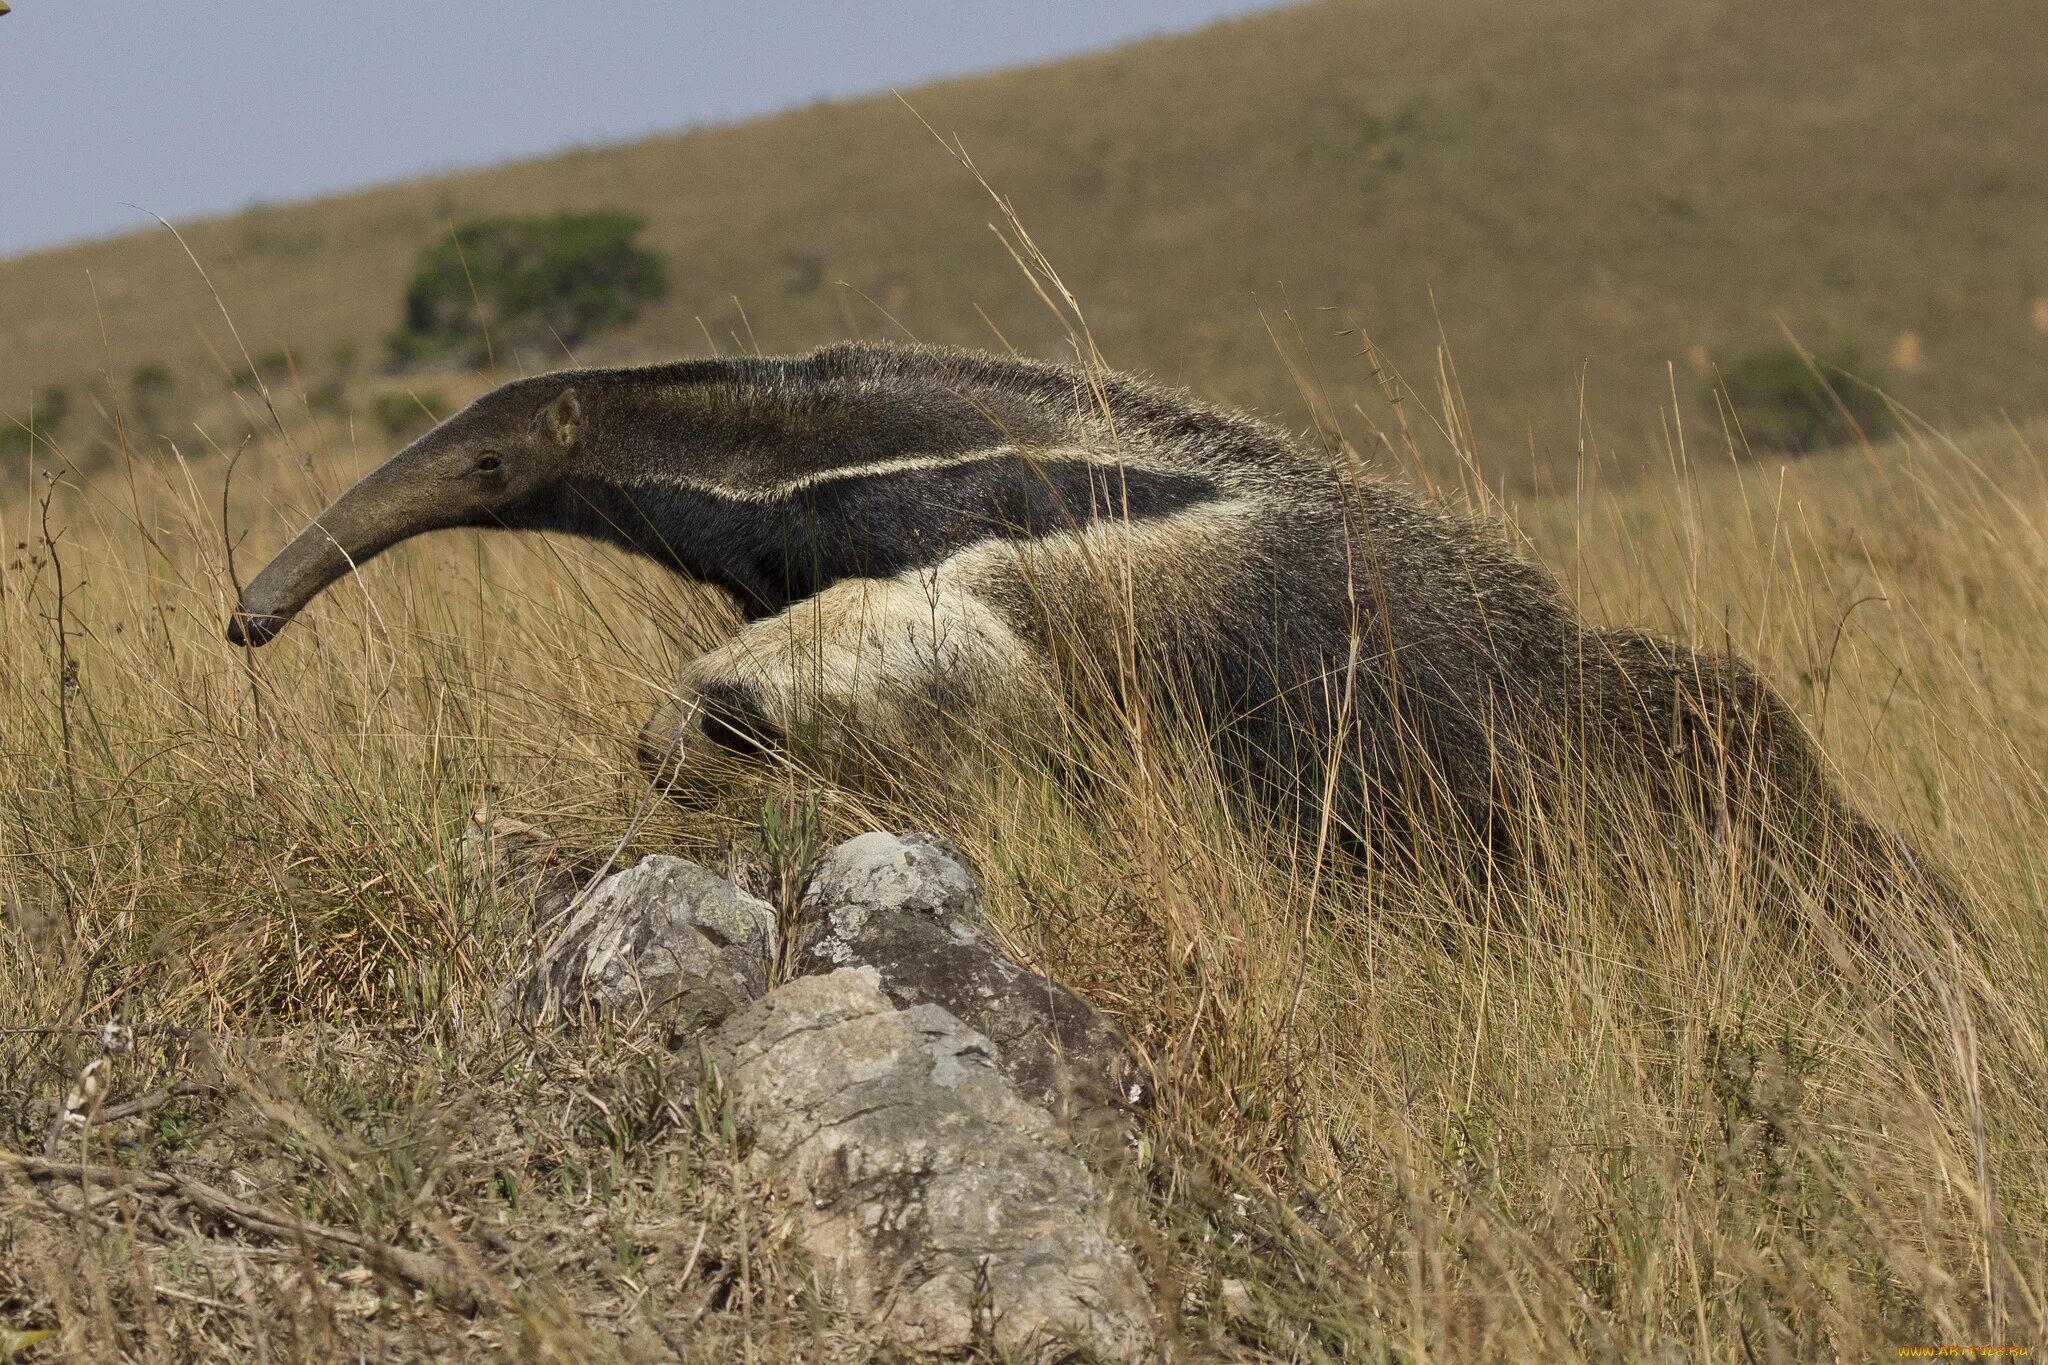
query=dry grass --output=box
[7,0,2048,484]
[1,275,2044,1359]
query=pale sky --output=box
[0,1,1287,257]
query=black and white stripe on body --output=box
[532,344,1268,611]
[227,340,1944,906]
[526,345,1288,776]
[224,341,1321,791]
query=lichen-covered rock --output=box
[478,827,1159,1352]
[798,832,1148,1147]
[500,855,777,1034]
[710,968,1156,1360]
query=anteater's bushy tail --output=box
[1578,628,1967,948]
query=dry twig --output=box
[0,1149,487,1312]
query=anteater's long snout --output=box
[223,521,357,648]
[225,605,291,648]
[221,451,455,648]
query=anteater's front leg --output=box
[635,565,1052,794]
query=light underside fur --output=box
[641,493,1268,765]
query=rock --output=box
[500,855,777,1034]
[797,832,1147,1148]
[710,968,1156,1360]
[479,829,1162,1353]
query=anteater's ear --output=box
[544,388,583,449]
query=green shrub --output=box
[305,344,360,417]
[228,349,293,391]
[1713,348,1892,454]
[0,384,69,456]
[130,364,175,427]
[373,389,445,442]
[387,211,667,367]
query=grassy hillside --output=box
[4,0,2047,1356]
[5,0,2048,483]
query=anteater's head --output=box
[226,379,583,647]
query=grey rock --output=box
[710,968,1156,1360]
[798,832,1148,1147]
[501,855,777,1034]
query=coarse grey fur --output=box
[228,341,1943,915]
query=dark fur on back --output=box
[692,344,1942,916]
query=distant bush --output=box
[0,384,69,456]
[227,350,293,391]
[306,380,350,418]
[130,364,175,427]
[374,389,445,441]
[387,211,667,367]
[131,363,174,399]
[1713,348,1893,454]
[303,343,360,417]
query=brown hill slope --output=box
[4,0,2046,482]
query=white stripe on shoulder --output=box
[655,444,1177,503]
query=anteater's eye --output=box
[475,453,503,474]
